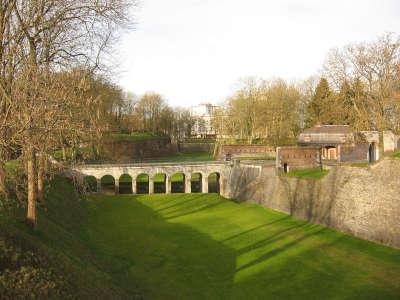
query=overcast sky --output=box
[117,0,400,107]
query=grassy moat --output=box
[2,177,400,299]
[84,194,400,299]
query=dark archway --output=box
[154,173,166,193]
[208,172,220,194]
[369,142,377,163]
[119,174,132,194]
[83,176,97,193]
[283,163,289,173]
[136,173,149,194]
[171,172,185,193]
[101,175,115,194]
[191,173,202,193]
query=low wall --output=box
[224,159,400,248]
[178,143,214,153]
[218,144,276,159]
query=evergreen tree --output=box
[306,78,331,126]
[336,80,355,125]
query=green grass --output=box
[283,168,329,179]
[0,176,136,298]
[390,151,400,158]
[183,138,216,144]
[3,175,400,299]
[157,151,214,162]
[109,132,168,142]
[83,193,400,300]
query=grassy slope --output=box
[109,132,168,142]
[84,193,400,300]
[1,176,139,299]
[283,168,329,179]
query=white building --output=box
[190,103,218,138]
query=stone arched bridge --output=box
[73,161,229,194]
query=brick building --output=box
[276,146,321,173]
[277,125,399,172]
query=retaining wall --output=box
[224,159,400,248]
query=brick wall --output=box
[276,146,321,171]
[219,144,275,159]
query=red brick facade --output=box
[219,145,275,158]
[276,146,321,172]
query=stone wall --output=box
[101,138,177,162]
[383,131,398,153]
[178,143,214,153]
[340,143,369,163]
[224,159,400,248]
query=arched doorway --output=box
[369,142,377,163]
[153,173,166,193]
[191,173,202,193]
[136,173,149,194]
[100,175,115,194]
[119,174,132,194]
[283,163,289,173]
[171,172,185,193]
[83,176,97,193]
[208,172,220,194]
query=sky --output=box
[117,0,400,107]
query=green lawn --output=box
[391,151,400,158]
[283,168,329,179]
[82,193,400,300]
[157,151,214,162]
[109,132,169,142]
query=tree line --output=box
[213,33,400,147]
[0,0,136,227]
[110,92,196,141]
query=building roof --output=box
[299,125,354,145]
[302,125,353,135]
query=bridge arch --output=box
[190,172,203,193]
[171,172,185,193]
[136,173,149,194]
[208,172,221,194]
[101,174,115,194]
[153,173,167,193]
[119,174,132,194]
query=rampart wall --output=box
[224,159,400,248]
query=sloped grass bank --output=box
[85,193,400,300]
[0,177,140,299]
[283,168,329,179]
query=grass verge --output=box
[283,168,329,179]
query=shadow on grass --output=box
[85,194,400,300]
[83,196,237,299]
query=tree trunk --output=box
[37,153,45,201]
[0,160,7,197]
[26,148,37,228]
[61,145,66,161]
